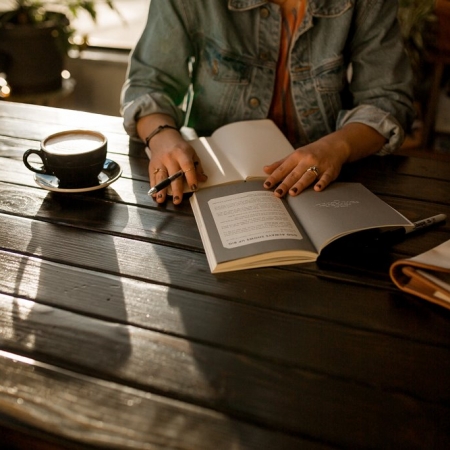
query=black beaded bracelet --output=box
[144,124,179,149]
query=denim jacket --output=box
[121,0,415,154]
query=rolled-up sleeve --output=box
[337,104,405,155]
[120,0,192,140]
[337,0,415,154]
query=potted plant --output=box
[0,0,116,96]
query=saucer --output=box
[34,159,122,193]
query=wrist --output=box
[144,124,180,150]
[319,131,352,164]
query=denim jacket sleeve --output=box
[334,0,415,154]
[120,0,193,140]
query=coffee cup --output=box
[23,130,108,187]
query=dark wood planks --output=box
[2,102,450,450]
[0,352,320,450]
[1,212,449,405]
[2,241,449,349]
[1,297,449,449]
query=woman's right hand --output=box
[138,114,207,205]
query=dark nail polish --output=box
[275,188,283,195]
[174,196,180,202]
[290,187,298,194]
[264,181,272,188]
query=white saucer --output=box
[34,159,122,193]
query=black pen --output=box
[147,161,199,196]
[406,213,447,234]
[148,170,184,196]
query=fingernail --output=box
[275,188,283,195]
[190,184,197,191]
[290,187,298,194]
[157,193,163,199]
[264,181,272,188]
[174,196,180,202]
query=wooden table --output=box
[1,102,450,450]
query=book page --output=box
[208,190,303,249]
[192,180,317,265]
[189,137,242,187]
[189,119,294,188]
[287,182,413,252]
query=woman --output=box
[121,0,415,204]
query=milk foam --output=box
[45,133,104,155]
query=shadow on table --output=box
[10,190,132,375]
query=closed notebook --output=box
[390,239,450,310]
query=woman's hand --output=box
[263,123,387,197]
[148,131,207,204]
[138,114,207,205]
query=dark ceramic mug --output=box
[23,130,107,187]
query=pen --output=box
[147,161,199,196]
[148,170,184,196]
[405,213,447,234]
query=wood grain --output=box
[1,298,449,449]
[0,352,319,450]
[1,102,450,450]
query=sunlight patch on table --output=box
[0,349,36,367]
[0,298,37,350]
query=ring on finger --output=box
[184,161,199,174]
[306,166,319,179]
[153,167,167,175]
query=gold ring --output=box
[153,168,166,175]
[306,166,319,179]
[183,167,195,174]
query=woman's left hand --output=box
[263,124,386,197]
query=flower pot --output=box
[0,16,67,95]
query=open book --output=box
[390,239,450,310]
[190,180,413,273]
[146,119,294,191]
